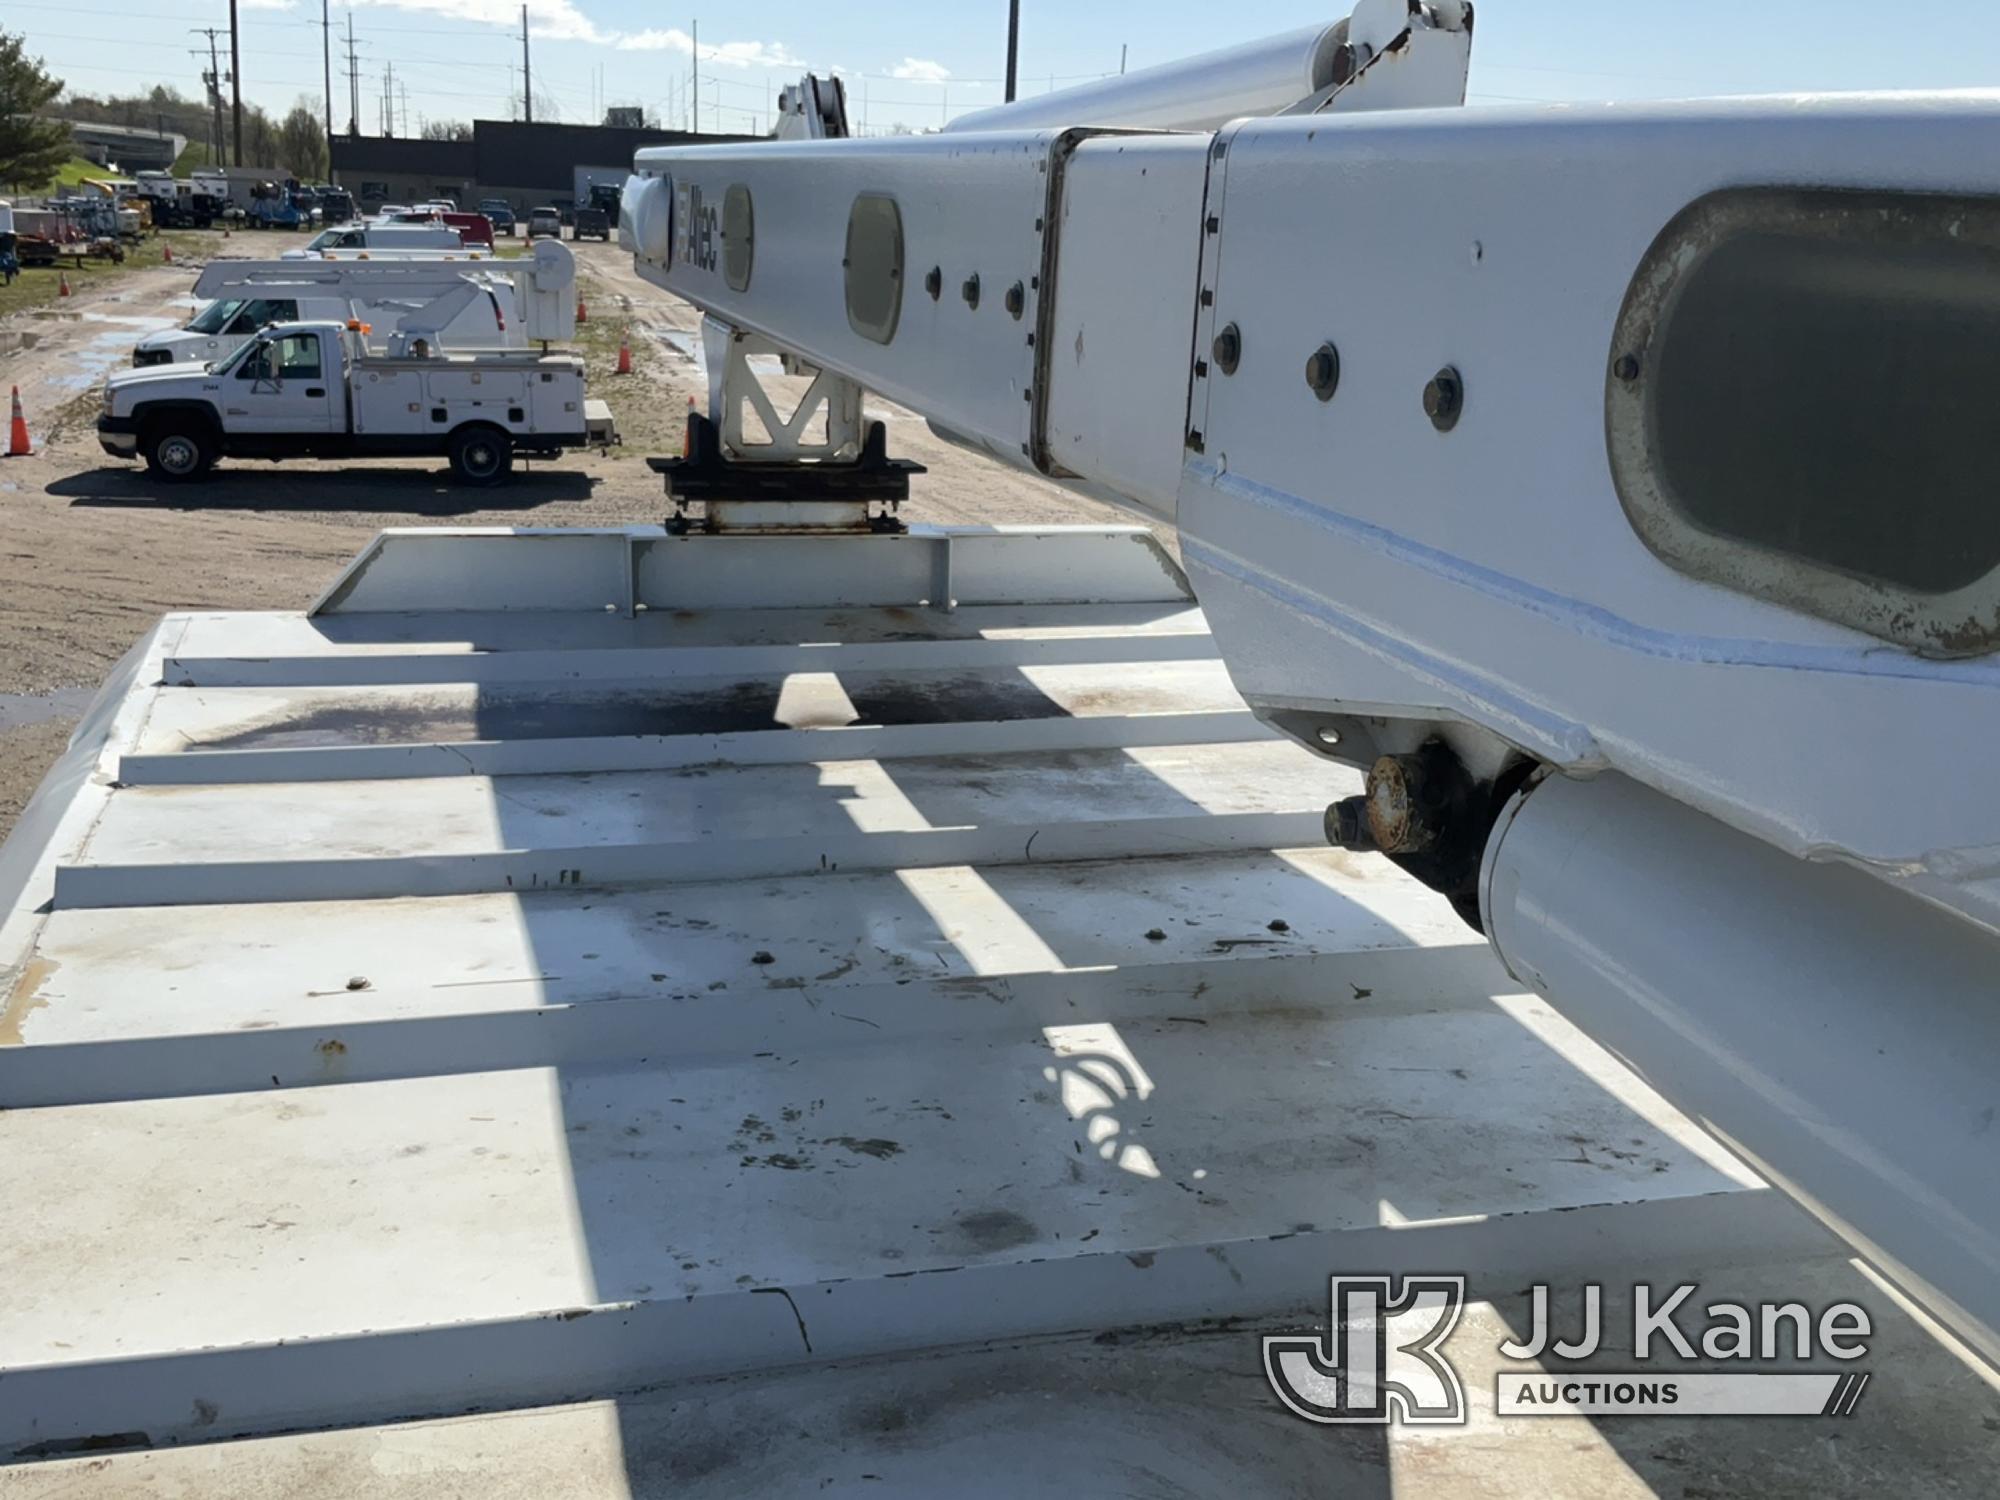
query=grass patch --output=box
[171,142,216,176]
[1,154,109,192]
[0,229,224,321]
[41,155,111,191]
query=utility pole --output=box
[229,0,244,168]
[193,29,227,167]
[344,13,361,136]
[1120,43,1127,75]
[382,60,395,137]
[321,0,335,172]
[691,20,699,136]
[1004,0,1020,103]
[521,5,532,124]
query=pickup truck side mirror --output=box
[237,342,279,385]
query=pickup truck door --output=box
[225,330,339,437]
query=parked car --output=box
[284,224,464,258]
[440,212,496,251]
[527,205,564,240]
[572,203,611,241]
[479,198,516,236]
[247,182,303,230]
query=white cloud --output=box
[703,39,805,69]
[345,0,608,40]
[347,0,802,62]
[624,29,803,69]
[890,58,951,83]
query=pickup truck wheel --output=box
[448,426,513,485]
[141,422,214,482]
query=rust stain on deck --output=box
[0,957,58,1046]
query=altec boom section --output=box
[625,12,2000,1375]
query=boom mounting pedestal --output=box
[647,319,924,535]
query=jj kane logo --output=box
[1266,1277,1872,1424]
[1264,1276,1468,1425]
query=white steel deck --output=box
[5,524,1973,1492]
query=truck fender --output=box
[128,399,222,437]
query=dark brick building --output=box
[331,120,761,214]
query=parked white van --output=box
[282,223,462,258]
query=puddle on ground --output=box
[50,322,178,390]
[0,687,95,733]
[651,328,782,379]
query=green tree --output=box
[276,102,325,179]
[0,29,71,190]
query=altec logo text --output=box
[1265,1277,1873,1424]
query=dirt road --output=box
[0,235,1138,837]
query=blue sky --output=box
[15,0,2000,139]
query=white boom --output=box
[195,238,579,346]
[629,6,2000,1369]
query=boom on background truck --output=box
[133,242,566,366]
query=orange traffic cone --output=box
[575,296,588,325]
[6,387,30,458]
[162,242,173,263]
[615,336,632,375]
[57,272,71,298]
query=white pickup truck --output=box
[98,320,610,485]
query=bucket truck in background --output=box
[99,241,613,483]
